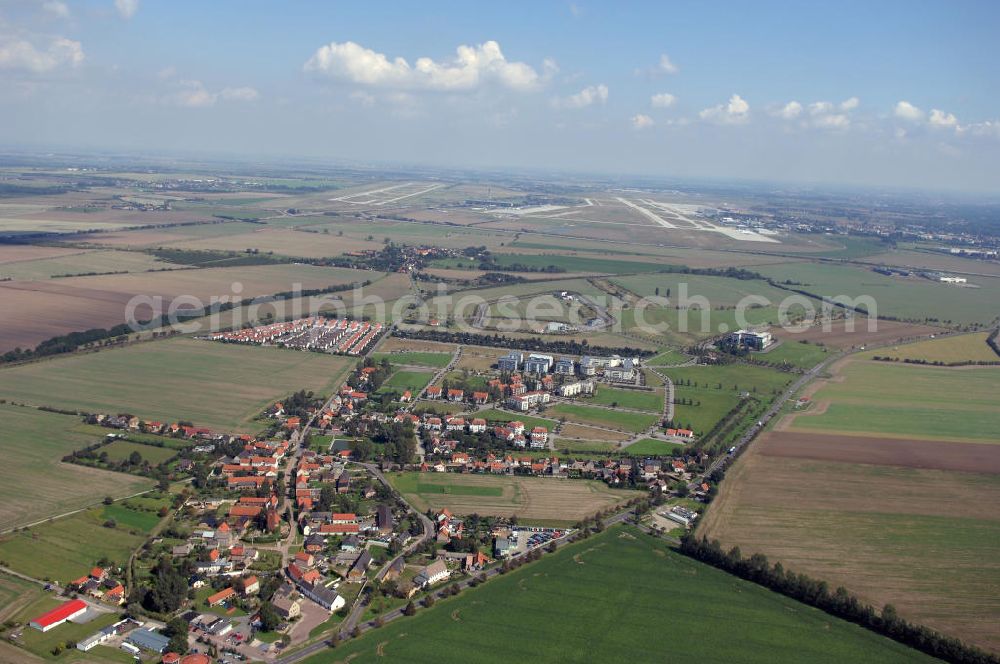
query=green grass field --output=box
[547,404,660,433]
[0,506,146,583]
[755,262,1000,325]
[100,500,166,533]
[646,348,692,366]
[667,364,792,434]
[0,249,176,280]
[378,369,435,395]
[100,440,177,465]
[624,438,687,455]
[553,439,619,454]
[753,340,832,369]
[302,526,933,664]
[793,361,1000,442]
[859,332,999,364]
[587,386,663,412]
[619,302,785,345]
[475,409,558,431]
[387,473,635,524]
[370,351,453,368]
[0,404,153,532]
[612,272,791,304]
[0,337,356,432]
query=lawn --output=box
[587,385,663,412]
[547,404,660,433]
[624,438,687,456]
[0,337,356,432]
[0,506,146,584]
[859,331,999,364]
[0,404,153,532]
[370,351,453,368]
[100,440,177,465]
[302,526,934,664]
[791,360,1000,443]
[387,472,636,525]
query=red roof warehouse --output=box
[29,599,87,632]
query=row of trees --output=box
[679,537,1000,664]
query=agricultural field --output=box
[547,403,660,433]
[587,385,663,412]
[0,505,146,584]
[771,318,943,350]
[387,473,637,525]
[157,226,383,258]
[701,353,1000,653]
[0,248,177,280]
[0,262,379,352]
[552,439,620,453]
[0,338,356,432]
[369,351,453,368]
[302,526,934,664]
[788,359,1000,443]
[754,262,1000,325]
[0,404,153,532]
[859,331,999,364]
[557,422,632,442]
[618,301,785,346]
[700,439,1000,653]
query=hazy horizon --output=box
[2,0,998,192]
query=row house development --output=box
[208,316,384,356]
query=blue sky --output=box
[1,0,998,191]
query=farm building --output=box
[29,599,87,632]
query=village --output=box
[11,319,715,664]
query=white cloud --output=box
[774,100,802,119]
[42,1,71,19]
[650,92,676,108]
[169,80,259,108]
[894,100,924,121]
[115,0,139,19]
[0,32,83,73]
[699,94,749,124]
[556,83,608,109]
[656,53,678,75]
[631,113,654,130]
[219,86,259,102]
[840,96,859,111]
[304,40,544,92]
[813,113,849,129]
[928,108,958,128]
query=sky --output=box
[1,0,999,191]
